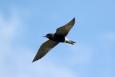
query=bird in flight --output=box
[32,17,76,62]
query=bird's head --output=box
[43,33,53,38]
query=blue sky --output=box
[0,0,115,77]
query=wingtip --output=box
[32,58,38,63]
[72,17,75,20]
[32,59,36,63]
[71,17,75,23]
[32,57,42,63]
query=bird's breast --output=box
[49,34,65,42]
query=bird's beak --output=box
[43,35,47,37]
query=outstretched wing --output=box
[55,17,75,36]
[32,40,59,62]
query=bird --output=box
[32,17,76,62]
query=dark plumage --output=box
[32,18,76,62]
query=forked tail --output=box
[65,40,76,45]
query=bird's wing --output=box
[32,40,59,62]
[55,17,75,36]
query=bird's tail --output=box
[65,40,76,45]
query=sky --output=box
[0,0,115,77]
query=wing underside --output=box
[56,18,75,36]
[32,40,59,62]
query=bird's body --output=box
[45,33,75,44]
[46,33,65,42]
[32,18,76,62]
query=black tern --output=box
[32,18,76,62]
